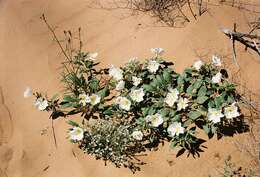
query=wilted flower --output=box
[115,96,131,111]
[68,127,84,141]
[165,88,179,107]
[193,60,204,71]
[177,97,189,111]
[224,103,240,119]
[24,87,33,98]
[212,72,222,83]
[147,60,160,73]
[132,76,142,86]
[212,55,221,66]
[131,130,143,140]
[116,80,125,91]
[109,65,123,81]
[130,88,145,102]
[34,97,48,111]
[167,122,185,137]
[87,52,98,61]
[207,108,224,123]
[145,113,164,127]
[151,48,164,56]
[86,94,101,106]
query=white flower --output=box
[151,48,164,56]
[132,76,142,86]
[224,103,240,119]
[177,97,189,111]
[34,97,48,111]
[87,52,98,61]
[212,72,222,84]
[86,94,101,106]
[79,93,88,106]
[167,122,185,137]
[193,60,204,71]
[115,96,131,111]
[116,80,125,91]
[212,55,221,66]
[145,113,164,127]
[207,108,224,123]
[132,130,143,140]
[165,88,179,107]
[130,88,145,102]
[147,60,160,73]
[109,65,123,81]
[79,93,101,106]
[69,127,84,141]
[24,87,33,98]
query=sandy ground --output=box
[0,0,259,177]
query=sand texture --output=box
[0,0,259,177]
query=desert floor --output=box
[0,0,259,177]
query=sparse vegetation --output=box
[209,155,257,177]
[25,15,257,172]
[95,0,260,27]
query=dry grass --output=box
[94,0,260,27]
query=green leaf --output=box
[136,117,145,127]
[151,80,158,88]
[193,79,203,89]
[177,75,184,86]
[169,110,176,117]
[177,75,184,92]
[170,140,178,149]
[226,83,236,91]
[89,79,99,92]
[67,109,81,116]
[67,120,79,127]
[60,103,74,109]
[196,96,208,104]
[148,108,156,115]
[188,111,202,120]
[163,70,172,82]
[143,84,154,92]
[214,93,226,108]
[203,125,210,135]
[198,86,207,97]
[103,108,113,116]
[156,75,164,86]
[208,100,215,108]
[172,114,181,122]
[63,95,77,102]
[160,108,170,117]
[206,89,214,96]
[184,68,193,74]
[99,85,109,98]
[141,107,150,116]
[227,95,235,103]
[186,84,194,96]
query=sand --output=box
[0,0,259,177]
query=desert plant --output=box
[209,155,257,177]
[76,119,145,171]
[25,15,250,172]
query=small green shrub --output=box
[78,119,144,171]
[28,47,247,172]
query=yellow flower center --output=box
[74,129,82,135]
